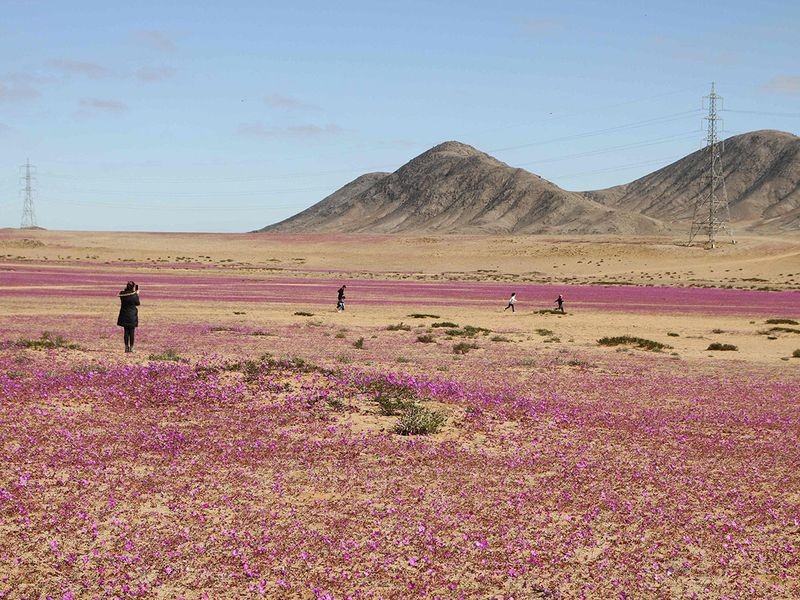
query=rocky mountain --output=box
[259,130,799,234]
[260,141,665,235]
[583,130,800,231]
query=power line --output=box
[552,154,688,182]
[513,130,702,167]
[40,183,334,198]
[722,109,800,118]
[489,109,703,153]
[39,199,275,212]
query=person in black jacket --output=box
[117,281,140,353]
[336,285,346,312]
[554,294,564,314]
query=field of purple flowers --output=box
[1,260,799,598]
[2,263,798,315]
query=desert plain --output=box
[1,229,799,598]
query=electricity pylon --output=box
[688,83,734,248]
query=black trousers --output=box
[123,326,136,348]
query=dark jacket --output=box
[117,292,140,327]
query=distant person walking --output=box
[504,292,517,312]
[554,294,564,314]
[117,281,140,353]
[336,285,347,312]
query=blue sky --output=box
[0,0,797,232]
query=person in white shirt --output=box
[504,292,517,312]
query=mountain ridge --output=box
[260,130,799,234]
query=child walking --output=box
[504,292,517,312]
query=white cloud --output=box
[0,82,40,102]
[77,98,128,117]
[48,58,111,79]
[264,94,319,110]
[136,66,177,82]
[762,75,800,95]
[133,30,176,53]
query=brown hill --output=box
[584,130,800,231]
[266,172,391,232]
[261,141,665,235]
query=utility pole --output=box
[688,83,734,248]
[20,159,38,229]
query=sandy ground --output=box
[1,229,798,366]
[2,229,799,289]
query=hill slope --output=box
[584,130,800,231]
[261,141,665,235]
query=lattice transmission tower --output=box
[688,83,734,248]
[20,159,38,229]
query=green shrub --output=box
[431,321,458,328]
[148,349,185,362]
[220,359,263,380]
[768,327,800,334]
[453,341,479,354]
[241,359,264,381]
[597,336,670,351]
[667,332,680,337]
[793,349,800,358]
[377,395,416,416]
[17,332,81,351]
[353,337,365,349]
[566,358,588,367]
[386,322,412,331]
[463,325,490,336]
[394,404,447,435]
[416,334,435,343]
[294,311,314,316]
[334,332,346,338]
[707,343,738,351]
[408,313,440,319]
[766,318,799,325]
[490,335,511,342]
[445,325,491,338]
[535,328,554,337]
[326,398,345,411]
